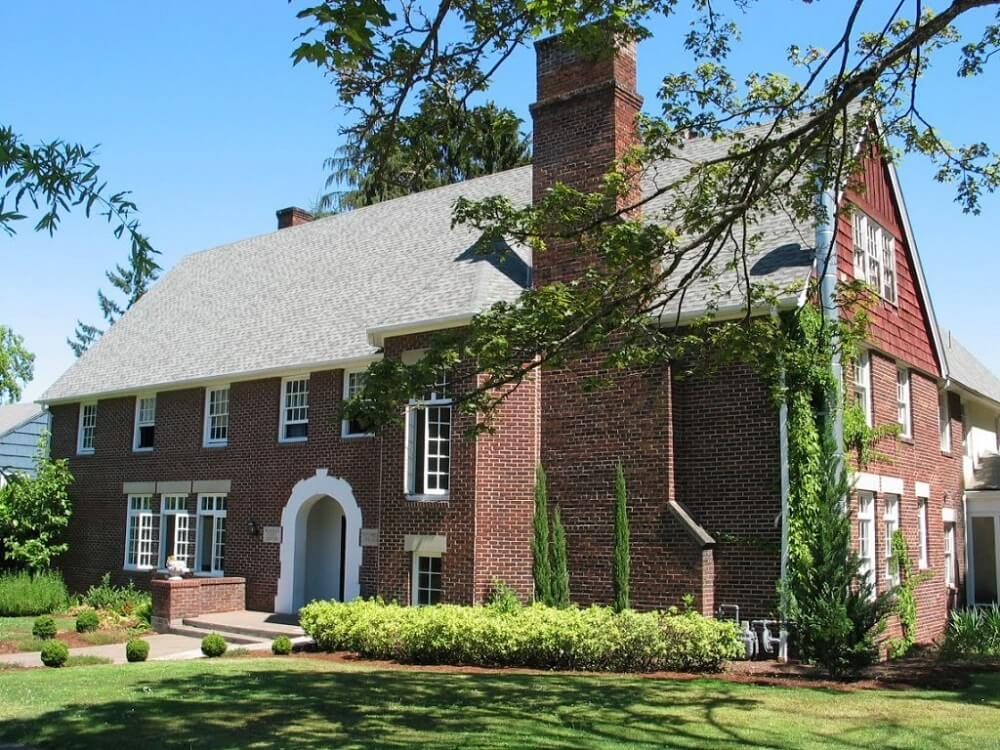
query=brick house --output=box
[39,34,999,640]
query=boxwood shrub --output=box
[126,638,150,663]
[201,633,228,657]
[299,599,742,672]
[75,608,100,633]
[40,640,69,667]
[271,635,293,655]
[32,615,58,640]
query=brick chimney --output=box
[530,30,643,287]
[276,206,314,230]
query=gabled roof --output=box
[941,328,1000,406]
[0,403,45,437]
[40,135,816,404]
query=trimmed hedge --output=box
[40,640,68,667]
[126,638,150,662]
[300,599,742,672]
[0,570,68,616]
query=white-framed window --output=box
[195,494,227,576]
[858,491,876,595]
[124,495,159,570]
[852,350,873,426]
[159,495,195,570]
[342,369,372,437]
[77,402,97,454]
[850,209,898,304]
[279,376,309,442]
[405,375,452,496]
[917,496,929,569]
[896,367,912,438]
[884,494,900,586]
[132,395,156,452]
[412,553,443,606]
[204,386,230,447]
[939,393,951,452]
[944,523,956,588]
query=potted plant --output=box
[165,555,188,579]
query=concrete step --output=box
[168,622,265,645]
[181,613,305,641]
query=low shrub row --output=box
[299,599,742,672]
[82,574,152,626]
[942,605,1000,658]
[0,570,68,616]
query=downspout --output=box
[776,318,791,662]
[817,187,842,453]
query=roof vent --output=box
[276,206,314,230]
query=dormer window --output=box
[851,209,898,304]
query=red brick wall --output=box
[150,576,245,630]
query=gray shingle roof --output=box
[942,329,1000,405]
[40,136,815,403]
[0,403,45,436]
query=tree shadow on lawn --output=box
[0,665,969,750]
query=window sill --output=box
[123,565,155,573]
[132,448,154,454]
[76,449,95,457]
[341,432,374,440]
[405,493,450,503]
[203,442,228,449]
[278,437,308,445]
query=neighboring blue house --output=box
[0,403,50,482]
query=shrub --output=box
[32,615,58,640]
[40,640,68,667]
[75,608,100,633]
[942,605,1000,659]
[532,464,552,605]
[83,573,151,619]
[300,599,742,672]
[613,462,630,613]
[272,635,293,655]
[125,638,150,662]
[0,569,68,616]
[485,579,521,614]
[201,633,228,657]
[549,505,570,608]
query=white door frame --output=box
[966,491,1000,606]
[274,469,363,614]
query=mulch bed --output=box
[0,629,132,654]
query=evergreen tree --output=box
[612,462,631,612]
[784,431,894,677]
[532,463,552,605]
[550,504,570,608]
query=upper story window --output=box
[884,494,900,586]
[896,367,912,438]
[406,374,452,497]
[851,209,898,304]
[204,386,230,447]
[77,402,97,454]
[133,395,156,452]
[852,350,873,426]
[939,393,951,452]
[196,494,227,576]
[857,491,876,596]
[342,369,372,438]
[917,495,929,570]
[124,495,159,571]
[279,376,309,442]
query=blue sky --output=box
[3,1,997,402]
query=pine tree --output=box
[550,504,570,608]
[613,462,631,612]
[532,463,553,605]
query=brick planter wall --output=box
[151,576,246,632]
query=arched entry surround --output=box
[275,469,362,614]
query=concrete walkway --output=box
[0,633,214,667]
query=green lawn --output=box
[0,615,76,651]
[0,657,997,749]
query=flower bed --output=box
[300,599,742,673]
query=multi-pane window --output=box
[851,209,898,304]
[196,495,227,575]
[342,370,371,437]
[858,491,876,595]
[406,375,452,496]
[852,350,873,426]
[125,495,159,570]
[204,386,230,446]
[884,494,900,586]
[896,368,912,438]
[279,376,309,442]
[939,393,951,452]
[412,554,443,606]
[133,395,156,451]
[917,496,929,569]
[944,523,956,588]
[77,402,97,454]
[160,495,195,570]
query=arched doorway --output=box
[275,469,362,614]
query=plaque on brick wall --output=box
[262,526,282,544]
[360,528,380,547]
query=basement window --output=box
[279,376,309,442]
[412,554,442,606]
[133,395,156,452]
[124,495,159,571]
[851,209,898,304]
[405,375,452,497]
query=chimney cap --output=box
[276,206,314,229]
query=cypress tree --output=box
[550,504,570,608]
[532,463,553,605]
[612,462,631,612]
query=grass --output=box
[0,657,998,749]
[63,655,113,668]
[0,615,76,652]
